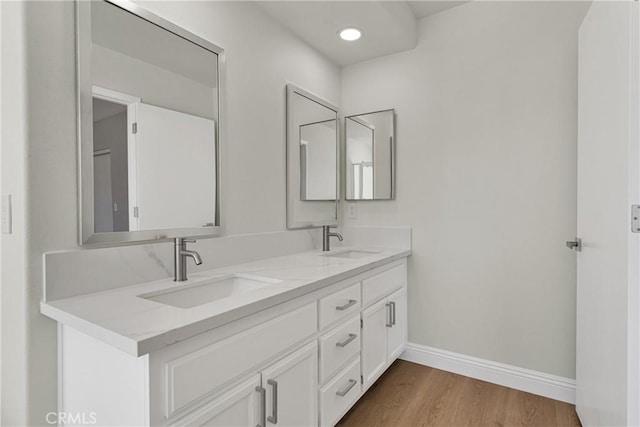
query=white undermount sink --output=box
[323,249,381,259]
[138,274,282,309]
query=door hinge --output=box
[132,122,137,134]
[133,206,139,218]
[632,205,640,233]
[566,238,582,252]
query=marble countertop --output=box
[40,247,410,357]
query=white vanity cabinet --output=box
[56,258,408,427]
[170,374,262,427]
[174,342,318,427]
[361,287,407,389]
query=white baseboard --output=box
[400,343,576,404]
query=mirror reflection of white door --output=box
[93,150,114,233]
[575,2,639,426]
[352,162,373,199]
[131,102,216,231]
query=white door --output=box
[132,102,216,231]
[171,375,261,427]
[576,2,639,426]
[361,299,388,388]
[387,288,407,361]
[261,342,317,427]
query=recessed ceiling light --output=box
[338,27,362,41]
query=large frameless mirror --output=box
[345,109,395,200]
[77,0,223,245]
[286,84,339,229]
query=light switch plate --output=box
[1,194,12,234]
[347,203,358,219]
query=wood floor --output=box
[337,360,581,427]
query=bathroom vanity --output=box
[42,247,410,426]
[54,2,411,425]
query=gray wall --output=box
[93,110,129,232]
[0,1,340,424]
[341,1,589,379]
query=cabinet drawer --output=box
[319,315,360,383]
[362,263,406,306]
[319,282,361,330]
[319,358,361,427]
[165,302,317,418]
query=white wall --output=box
[0,1,340,424]
[341,1,589,379]
[2,3,47,424]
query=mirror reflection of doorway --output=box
[93,149,113,233]
[93,96,129,232]
[352,162,373,199]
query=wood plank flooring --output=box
[337,360,581,427]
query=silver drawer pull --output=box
[267,379,278,424]
[255,385,266,427]
[336,379,358,397]
[386,302,393,327]
[336,333,357,348]
[390,301,396,326]
[336,299,357,311]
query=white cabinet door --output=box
[361,299,388,388]
[261,342,318,427]
[387,288,407,361]
[171,375,261,427]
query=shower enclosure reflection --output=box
[345,109,395,200]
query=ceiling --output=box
[255,1,469,67]
[92,1,218,87]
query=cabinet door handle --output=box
[336,379,358,397]
[391,301,396,326]
[267,379,278,424]
[336,299,357,311]
[336,333,357,348]
[255,385,266,427]
[386,302,393,327]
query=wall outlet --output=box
[1,194,12,234]
[347,203,358,219]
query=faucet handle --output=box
[183,239,197,243]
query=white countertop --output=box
[41,247,410,356]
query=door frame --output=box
[627,3,640,424]
[91,86,140,230]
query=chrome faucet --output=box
[322,226,343,252]
[174,238,203,282]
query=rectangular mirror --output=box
[286,84,339,228]
[77,0,223,244]
[345,109,395,200]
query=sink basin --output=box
[139,274,282,309]
[324,250,380,259]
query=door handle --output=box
[267,379,278,424]
[386,303,393,327]
[255,385,266,427]
[336,379,358,397]
[390,301,396,326]
[336,299,357,311]
[336,333,357,348]
[566,238,582,252]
